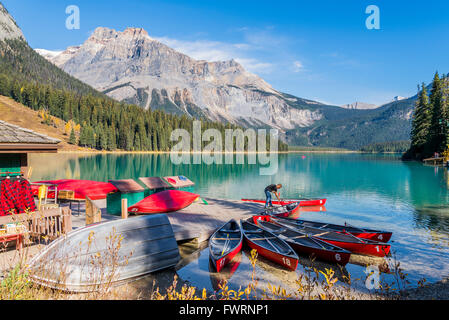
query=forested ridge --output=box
[360,141,410,153]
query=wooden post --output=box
[86,196,101,225]
[121,198,128,219]
[62,207,72,233]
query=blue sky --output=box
[3,0,449,106]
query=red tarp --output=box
[31,179,118,200]
[128,190,199,214]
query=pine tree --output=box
[100,126,108,150]
[428,72,446,153]
[411,83,431,153]
[79,125,87,146]
[69,127,77,145]
[107,126,116,151]
[442,76,449,150]
[86,126,95,148]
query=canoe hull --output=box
[209,219,243,273]
[252,216,351,266]
[244,237,298,271]
[128,190,199,214]
[262,202,301,217]
[242,198,327,207]
[287,240,351,266]
[28,214,180,292]
[318,239,390,257]
[211,241,243,273]
[275,216,393,243]
[347,231,392,243]
[241,221,299,271]
[272,217,391,257]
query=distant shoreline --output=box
[56,150,402,155]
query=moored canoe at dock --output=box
[260,202,301,217]
[273,216,392,242]
[209,219,243,272]
[241,198,327,207]
[209,252,242,292]
[28,214,181,292]
[251,216,351,265]
[271,217,391,257]
[241,220,299,271]
[128,190,199,214]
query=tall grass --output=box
[0,224,427,301]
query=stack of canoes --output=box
[272,216,393,242]
[209,214,393,273]
[269,216,391,257]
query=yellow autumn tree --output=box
[64,120,73,136]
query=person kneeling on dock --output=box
[264,184,282,208]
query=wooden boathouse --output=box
[0,120,60,178]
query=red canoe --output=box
[209,219,243,272]
[251,216,351,266]
[273,216,392,243]
[209,252,242,292]
[242,198,327,207]
[31,179,118,200]
[261,202,301,217]
[241,220,299,271]
[271,217,391,257]
[128,190,199,214]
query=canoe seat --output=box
[220,230,240,233]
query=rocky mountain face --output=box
[0,2,25,41]
[33,24,416,149]
[37,27,327,130]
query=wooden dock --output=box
[64,197,265,245]
[164,198,263,243]
[423,157,447,166]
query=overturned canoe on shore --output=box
[128,190,199,214]
[28,214,180,292]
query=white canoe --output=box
[28,214,180,292]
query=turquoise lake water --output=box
[29,153,449,292]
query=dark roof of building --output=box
[0,120,60,144]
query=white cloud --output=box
[154,36,274,74]
[293,60,303,72]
